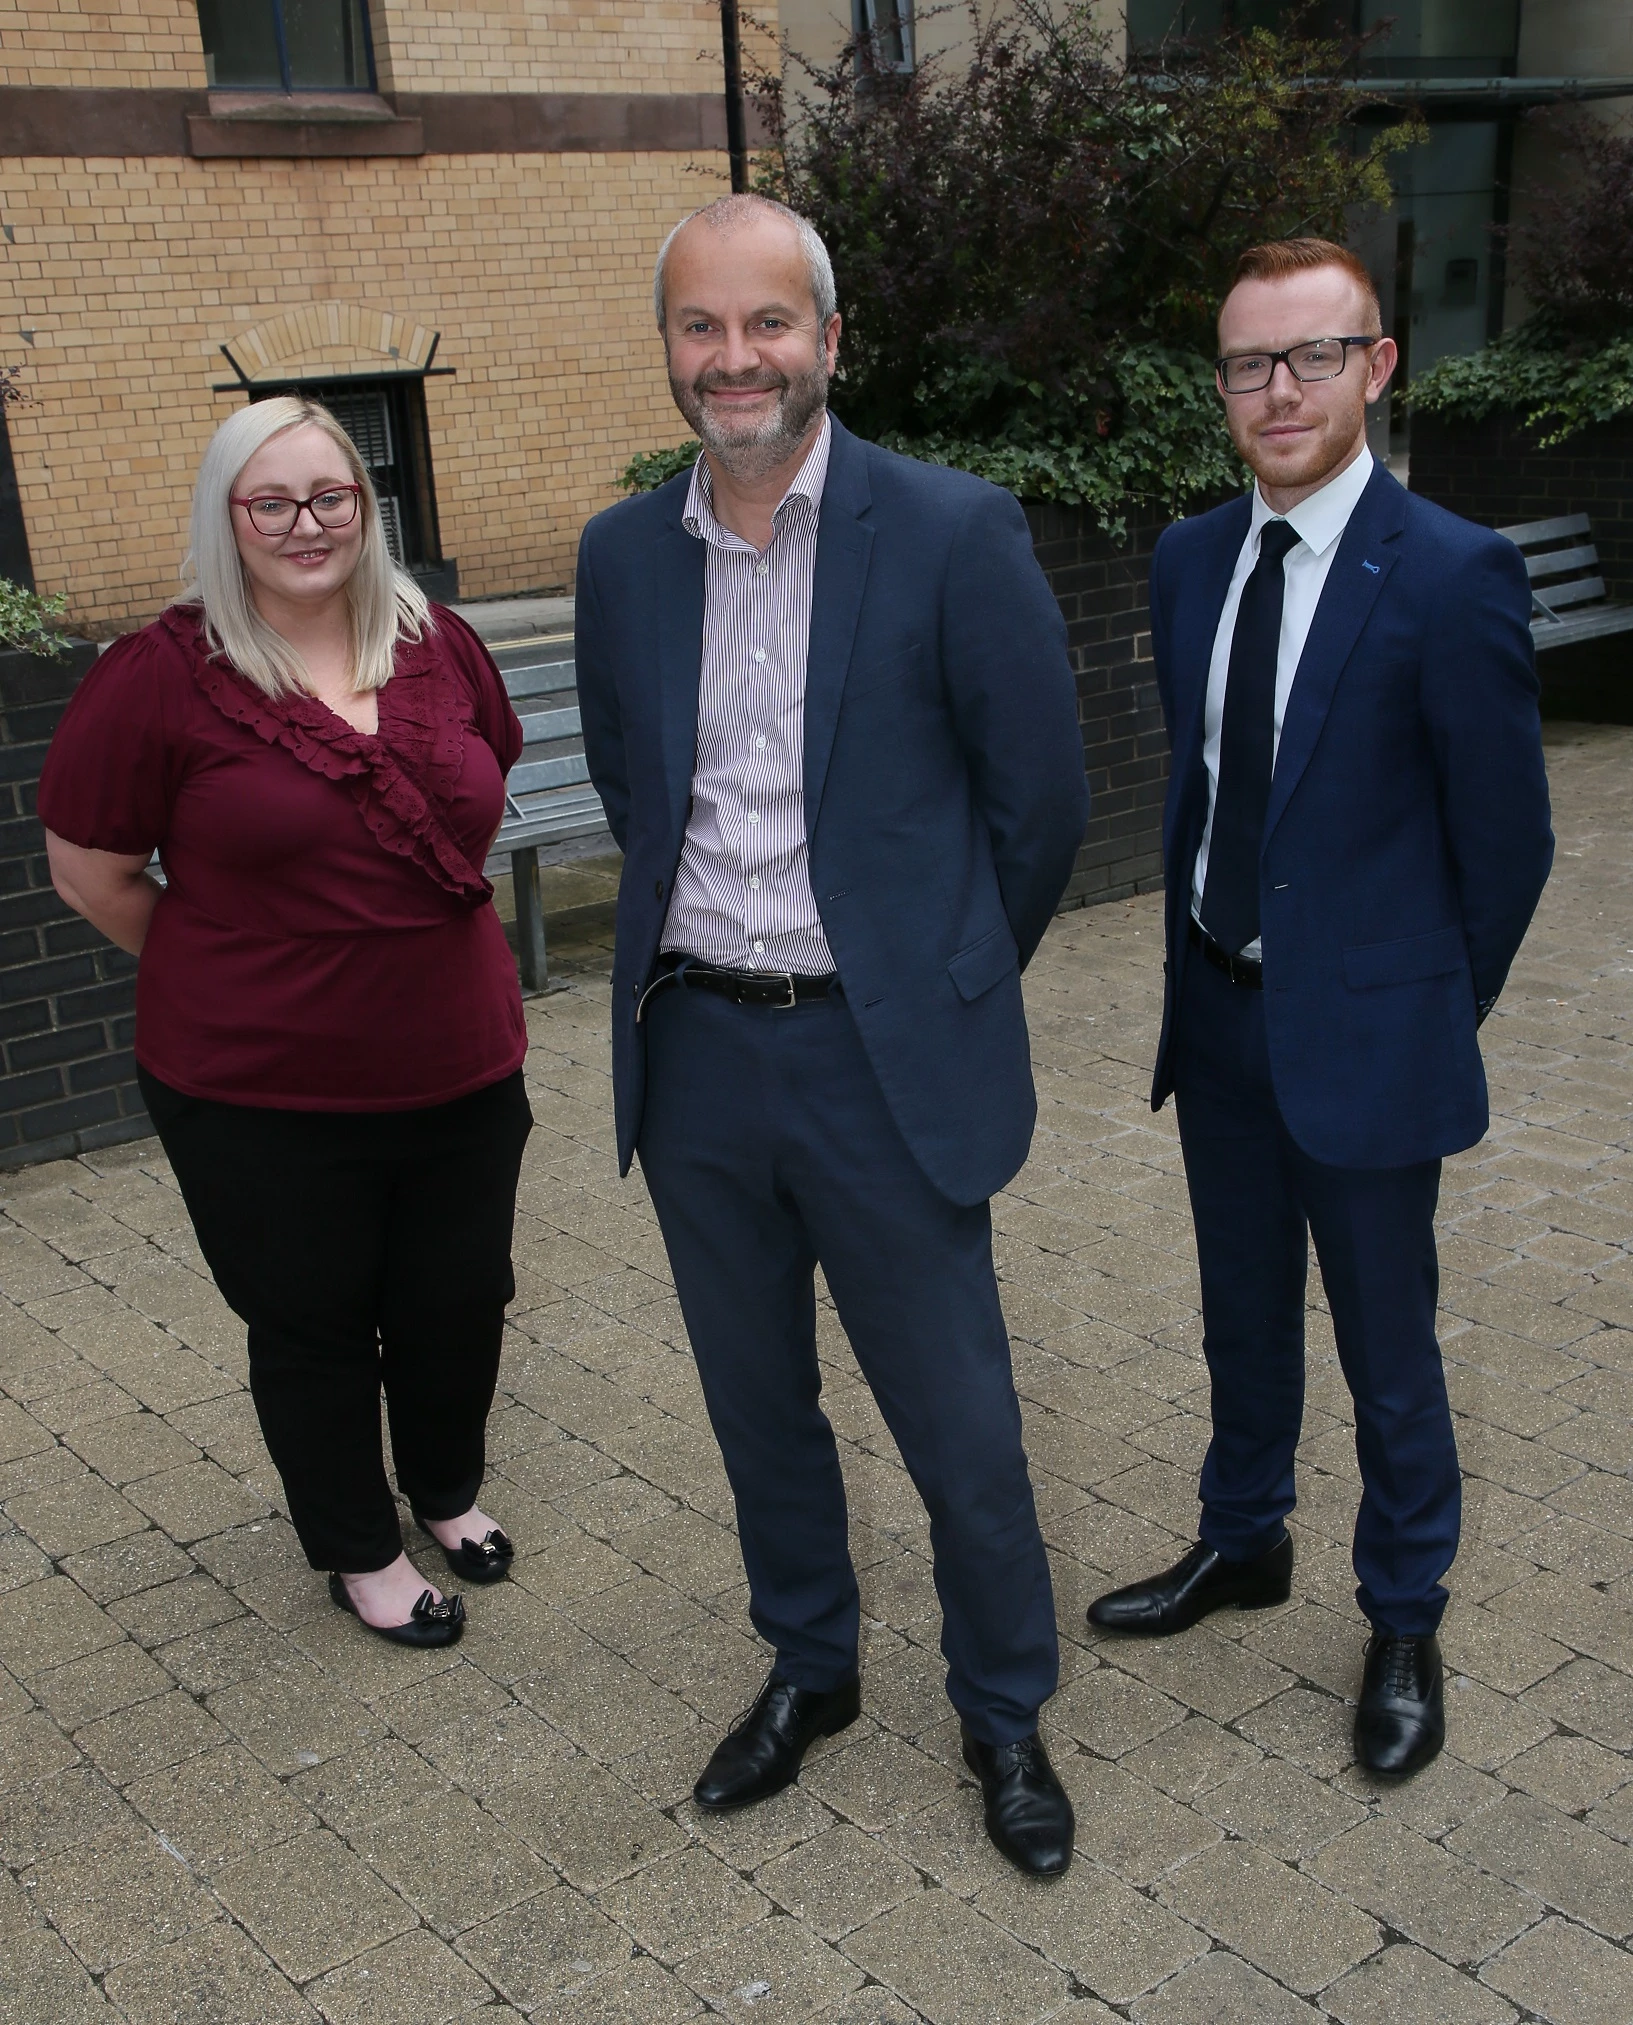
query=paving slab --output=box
[0,723,1631,2016]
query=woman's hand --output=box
[45,832,162,957]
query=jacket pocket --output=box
[845,644,922,700]
[1342,926,1468,990]
[949,923,1019,1003]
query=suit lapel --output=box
[653,506,707,844]
[803,418,874,828]
[1264,463,1406,840]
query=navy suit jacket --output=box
[1150,461,1554,1169]
[576,416,1090,1207]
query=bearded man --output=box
[575,195,1089,1874]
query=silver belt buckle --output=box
[769,971,798,1009]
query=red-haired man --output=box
[1087,239,1554,1780]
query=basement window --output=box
[196,0,377,93]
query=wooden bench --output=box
[481,631,614,993]
[1497,514,1633,651]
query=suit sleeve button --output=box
[654,881,664,900]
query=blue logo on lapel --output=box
[1361,559,1381,574]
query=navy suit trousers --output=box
[1172,954,1460,1635]
[637,981,1059,1744]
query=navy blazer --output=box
[576,416,1090,1207]
[1150,460,1554,1169]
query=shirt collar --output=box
[1249,445,1374,560]
[683,412,833,548]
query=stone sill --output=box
[190,92,423,157]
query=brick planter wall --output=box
[0,643,148,1168]
[1409,409,1633,599]
[1026,503,1179,910]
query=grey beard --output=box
[671,359,830,482]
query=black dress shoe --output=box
[1355,1632,1445,1779]
[1087,1534,1293,1637]
[961,1725,1074,1877]
[413,1511,515,1585]
[693,1671,861,1812]
[328,1571,465,1647]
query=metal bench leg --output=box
[512,845,548,994]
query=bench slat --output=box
[1523,542,1600,581]
[1535,575,1608,613]
[1498,512,1593,547]
[503,661,576,701]
[517,705,582,743]
[508,752,595,795]
[1531,603,1633,649]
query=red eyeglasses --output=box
[230,483,362,537]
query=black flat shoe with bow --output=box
[413,1512,516,1585]
[328,1570,465,1647]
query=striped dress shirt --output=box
[659,416,836,975]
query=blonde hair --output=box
[178,395,431,698]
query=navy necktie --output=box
[1201,518,1300,955]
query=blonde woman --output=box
[40,397,531,1646]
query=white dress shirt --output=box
[661,417,836,975]
[1193,447,1376,956]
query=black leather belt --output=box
[639,955,840,1018]
[1189,917,1263,989]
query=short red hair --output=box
[1225,237,1382,332]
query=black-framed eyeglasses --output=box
[1216,336,1380,395]
[229,483,362,537]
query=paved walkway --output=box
[3,723,1632,2025]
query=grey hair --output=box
[653,195,838,330]
[178,395,430,699]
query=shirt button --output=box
[747,811,759,824]
[755,734,766,750]
[756,563,769,577]
[753,940,765,953]
[749,874,760,889]
[754,649,767,664]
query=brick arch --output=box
[227,301,438,381]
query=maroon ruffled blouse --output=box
[38,603,527,1111]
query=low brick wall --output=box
[0,643,148,1168]
[1027,503,1176,910]
[1410,409,1633,600]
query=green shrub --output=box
[1408,319,1633,447]
[0,577,68,658]
[627,3,1413,528]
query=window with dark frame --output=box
[250,379,445,579]
[854,0,914,73]
[196,0,376,93]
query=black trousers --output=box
[139,1067,533,1573]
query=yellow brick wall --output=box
[372,0,726,95]
[0,0,207,88]
[0,0,743,98]
[0,150,722,629]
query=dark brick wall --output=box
[1027,503,1175,909]
[0,644,148,1169]
[1410,410,1633,602]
